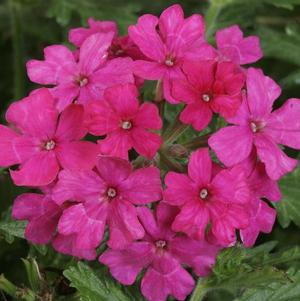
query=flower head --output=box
[100,203,219,301]
[85,83,162,159]
[0,89,99,186]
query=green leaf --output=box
[274,165,300,228]
[258,27,300,67]
[264,0,300,9]
[0,220,26,240]
[190,244,300,301]
[64,262,144,301]
[236,270,300,301]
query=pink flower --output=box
[237,150,279,247]
[12,191,96,259]
[108,35,146,61]
[241,198,276,247]
[85,83,162,159]
[69,17,118,47]
[27,33,134,111]
[216,25,263,65]
[128,4,214,103]
[209,68,300,180]
[171,60,245,130]
[164,148,250,246]
[99,203,219,301]
[0,89,99,186]
[69,18,145,61]
[52,156,162,250]
[12,192,62,244]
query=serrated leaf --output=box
[64,262,143,301]
[236,270,300,301]
[0,220,26,240]
[274,165,300,228]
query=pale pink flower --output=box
[85,83,162,159]
[100,203,219,301]
[128,4,214,103]
[209,68,300,180]
[216,25,263,65]
[27,33,134,111]
[171,60,245,130]
[52,156,162,250]
[0,89,99,186]
[164,148,250,246]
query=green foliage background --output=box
[0,0,300,300]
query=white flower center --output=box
[202,94,211,102]
[200,188,208,199]
[155,240,167,249]
[165,58,175,66]
[121,120,132,130]
[45,140,56,151]
[107,187,117,198]
[250,122,258,133]
[79,77,88,87]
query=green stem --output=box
[162,114,189,145]
[182,133,211,151]
[9,0,25,99]
[190,278,211,301]
[205,1,224,38]
[0,274,17,297]
[159,151,186,173]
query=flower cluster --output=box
[0,4,299,301]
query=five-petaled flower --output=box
[209,68,300,180]
[0,88,99,186]
[100,203,219,301]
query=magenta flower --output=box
[27,33,134,111]
[237,151,280,247]
[216,25,263,65]
[241,198,276,247]
[12,191,96,259]
[171,60,245,130]
[85,83,162,159]
[128,4,214,103]
[209,68,300,180]
[100,203,219,301]
[69,17,118,47]
[12,192,62,244]
[0,89,99,186]
[52,156,162,250]
[164,148,250,246]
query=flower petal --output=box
[99,242,153,285]
[107,200,145,249]
[254,134,298,180]
[209,125,253,167]
[188,148,212,186]
[10,151,59,187]
[120,166,162,205]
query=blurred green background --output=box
[0,0,300,300]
